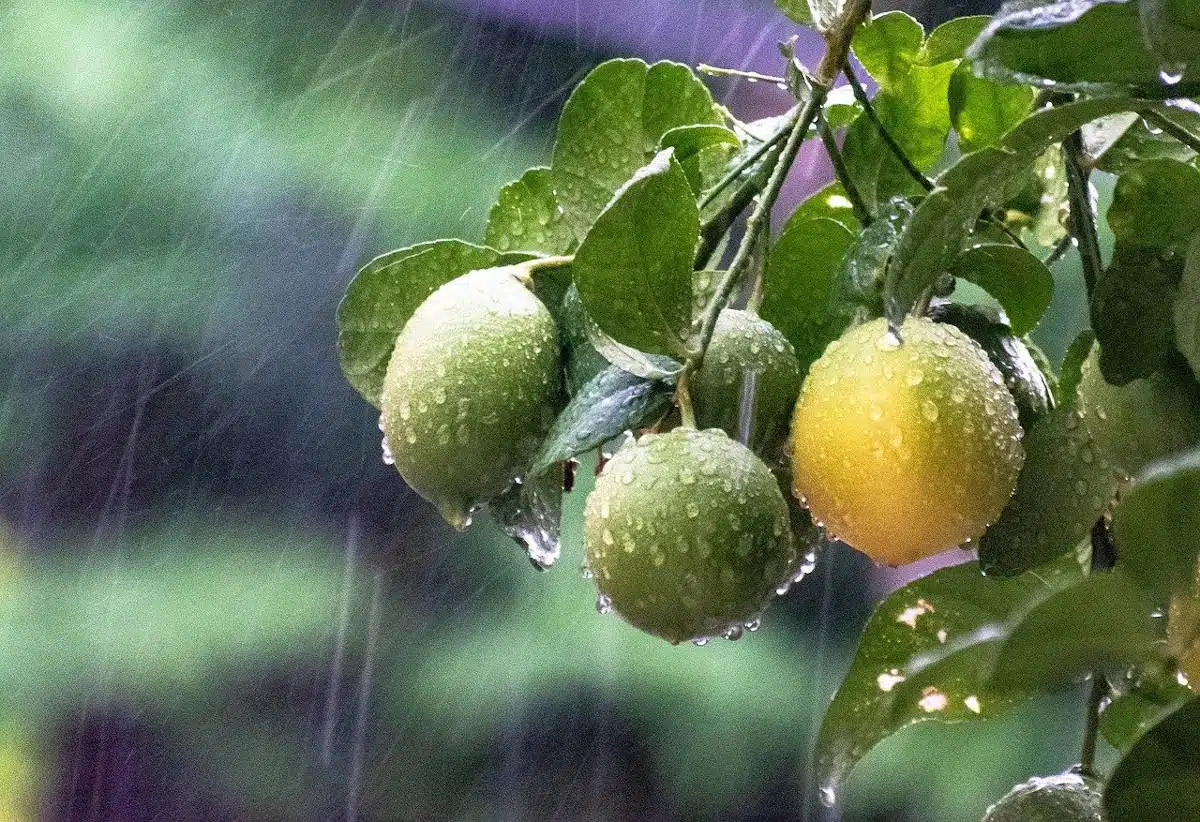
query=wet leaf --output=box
[1107,159,1200,249]
[573,150,698,358]
[1104,697,1200,822]
[1093,109,1200,175]
[337,240,506,407]
[948,243,1054,335]
[531,365,674,476]
[852,11,924,90]
[918,15,989,65]
[1057,329,1096,406]
[658,124,740,193]
[1113,448,1200,600]
[490,467,565,570]
[551,59,723,241]
[788,182,861,232]
[1091,242,1183,385]
[485,167,575,256]
[1177,236,1200,381]
[1101,678,1194,752]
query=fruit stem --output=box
[842,64,934,193]
[675,372,698,428]
[1079,672,1109,776]
[1062,130,1103,300]
[816,110,874,224]
[523,255,574,273]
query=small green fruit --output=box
[1077,349,1200,477]
[584,427,795,644]
[380,267,561,528]
[692,309,801,456]
[982,772,1105,822]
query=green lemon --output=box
[380,267,561,529]
[584,427,795,644]
[1077,349,1200,477]
[791,317,1024,566]
[692,309,801,457]
[982,773,1106,822]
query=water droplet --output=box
[1159,62,1186,85]
[745,618,761,632]
[906,369,924,387]
[921,400,939,422]
[580,564,594,579]
[596,594,613,614]
[602,529,615,546]
[380,436,395,466]
[692,637,709,647]
[876,330,901,352]
[819,786,837,808]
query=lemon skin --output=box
[982,773,1105,822]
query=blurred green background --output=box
[0,0,1096,819]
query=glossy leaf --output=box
[969,0,1200,90]
[490,466,565,570]
[918,15,989,65]
[1113,448,1200,600]
[1107,159,1200,249]
[1093,110,1200,175]
[979,404,1118,576]
[815,559,1080,801]
[659,124,741,194]
[572,150,698,358]
[485,168,575,256]
[531,365,674,476]
[337,240,504,407]
[760,217,859,376]
[948,64,1035,153]
[788,182,861,232]
[551,59,722,241]
[1091,242,1183,385]
[1177,236,1200,380]
[852,11,924,90]
[948,243,1054,335]
[1104,697,1200,822]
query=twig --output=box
[816,111,873,224]
[698,64,787,86]
[694,145,780,268]
[1063,130,1104,298]
[843,64,935,192]
[1080,673,1110,776]
[1043,232,1075,267]
[699,106,800,210]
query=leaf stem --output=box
[817,111,874,224]
[1143,109,1200,154]
[1080,673,1110,776]
[695,145,782,268]
[1063,131,1104,299]
[842,65,934,193]
[699,106,800,210]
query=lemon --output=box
[692,309,801,457]
[791,317,1024,566]
[380,267,561,528]
[982,773,1105,822]
[584,427,794,644]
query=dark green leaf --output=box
[887,97,1152,320]
[969,0,1200,90]
[842,196,912,309]
[583,322,685,381]
[337,240,504,407]
[1113,448,1200,600]
[1108,159,1200,248]
[559,285,612,396]
[1092,110,1200,175]
[918,15,990,65]
[490,466,564,569]
[552,59,722,240]
[979,404,1118,576]
[531,365,674,476]
[815,559,1080,801]
[1101,676,1194,752]
[485,168,576,256]
[948,243,1053,335]
[760,217,858,375]
[788,182,861,232]
[1104,697,1200,822]
[948,64,1035,153]
[573,150,698,358]
[1091,242,1183,385]
[691,268,721,321]
[1057,329,1096,406]
[1177,236,1200,380]
[852,11,924,89]
[990,570,1159,691]
[1138,0,1200,80]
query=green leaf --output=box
[852,11,924,89]
[659,124,740,194]
[1108,159,1200,249]
[1104,697,1200,822]
[560,284,612,396]
[1113,448,1200,600]
[531,365,674,476]
[948,243,1054,335]
[337,240,504,407]
[990,570,1159,692]
[573,150,698,358]
[760,217,859,375]
[774,0,814,27]
[1057,329,1096,406]
[1177,236,1200,380]
[979,404,1118,576]
[887,97,1152,321]
[948,64,1035,153]
[815,559,1080,801]
[1091,242,1184,385]
[918,15,990,65]
[490,464,565,570]
[788,181,861,232]
[1092,110,1200,175]
[485,168,576,256]
[842,196,912,311]
[551,59,722,241]
[581,307,685,380]
[1101,676,1194,752]
[969,0,1200,90]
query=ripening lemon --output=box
[584,427,795,644]
[982,773,1106,822]
[790,317,1024,566]
[380,267,561,529]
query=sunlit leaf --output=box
[948,64,1035,153]
[918,15,989,65]
[1107,159,1200,249]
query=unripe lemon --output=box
[584,427,795,644]
[380,267,561,529]
[982,773,1105,822]
[692,309,801,457]
[1077,349,1200,477]
[791,317,1024,566]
